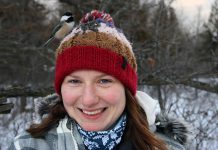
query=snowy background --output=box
[0,0,217,149]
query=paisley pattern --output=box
[76,114,126,150]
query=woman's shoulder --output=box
[9,128,58,150]
[153,113,193,150]
[136,91,193,149]
[156,133,186,150]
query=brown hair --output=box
[124,89,168,150]
[27,91,168,149]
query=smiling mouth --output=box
[79,108,106,115]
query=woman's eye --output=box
[68,79,81,85]
[99,79,112,84]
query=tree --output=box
[197,0,218,71]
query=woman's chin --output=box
[80,124,106,131]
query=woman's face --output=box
[61,70,126,131]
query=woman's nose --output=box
[81,84,99,107]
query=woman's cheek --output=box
[102,88,125,104]
[62,89,77,105]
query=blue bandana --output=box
[77,114,127,150]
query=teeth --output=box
[82,109,102,115]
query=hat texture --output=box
[55,10,138,95]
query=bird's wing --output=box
[42,22,63,47]
[50,22,63,38]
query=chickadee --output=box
[43,12,75,47]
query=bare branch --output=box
[139,75,218,94]
[0,86,54,98]
[180,80,218,94]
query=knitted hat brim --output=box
[55,45,137,95]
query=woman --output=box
[10,10,188,150]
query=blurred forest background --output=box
[0,0,217,149]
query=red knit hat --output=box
[55,10,138,95]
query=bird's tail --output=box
[42,36,55,47]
